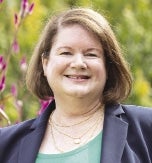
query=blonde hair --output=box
[26,8,132,104]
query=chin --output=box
[66,90,89,98]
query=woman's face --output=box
[42,24,107,100]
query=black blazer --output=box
[0,100,152,163]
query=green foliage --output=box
[0,0,152,126]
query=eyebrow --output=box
[85,48,103,53]
[56,46,73,51]
[56,46,103,53]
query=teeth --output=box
[66,75,89,79]
[69,76,78,79]
[70,76,82,79]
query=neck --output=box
[53,95,104,119]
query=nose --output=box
[70,53,87,69]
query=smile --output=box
[65,75,90,80]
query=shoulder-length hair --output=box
[26,7,132,105]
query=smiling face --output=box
[42,24,107,101]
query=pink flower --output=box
[20,0,34,18]
[14,13,18,26]
[0,56,2,62]
[21,0,28,11]
[12,39,20,53]
[0,55,6,71]
[20,0,29,18]
[20,56,27,72]
[38,97,53,115]
[28,3,34,14]
[0,75,5,92]
[0,0,3,3]
[11,84,18,97]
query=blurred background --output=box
[0,0,152,126]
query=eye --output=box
[60,52,72,55]
[85,53,98,57]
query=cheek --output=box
[95,63,107,79]
[45,59,67,77]
[97,66,107,92]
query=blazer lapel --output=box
[18,125,46,163]
[18,101,55,163]
[101,104,128,163]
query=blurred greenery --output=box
[0,0,152,126]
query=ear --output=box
[42,57,48,76]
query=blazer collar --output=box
[18,100,55,163]
[100,104,128,163]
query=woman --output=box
[0,8,152,163]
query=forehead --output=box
[52,24,102,49]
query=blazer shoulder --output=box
[0,118,39,161]
[121,104,152,126]
[122,104,152,115]
[0,118,35,142]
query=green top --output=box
[35,131,102,163]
